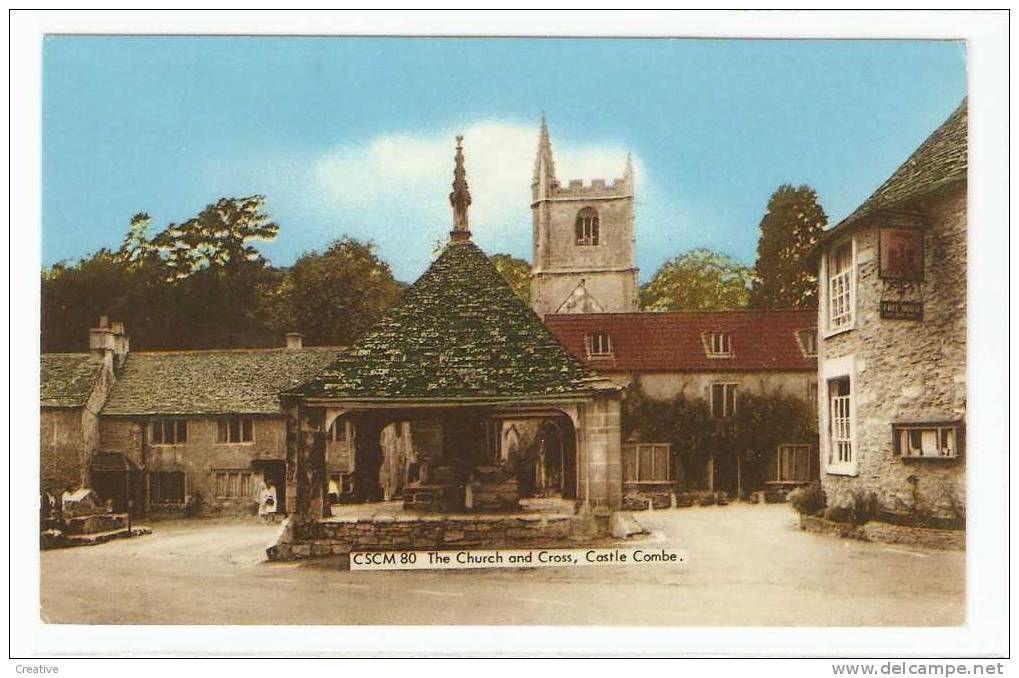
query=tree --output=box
[270,237,403,346]
[748,184,828,309]
[150,195,279,278]
[639,248,753,311]
[490,253,532,303]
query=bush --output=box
[824,488,877,525]
[789,482,826,516]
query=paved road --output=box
[40,504,964,626]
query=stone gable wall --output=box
[818,186,966,520]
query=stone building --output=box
[281,137,625,523]
[807,99,966,524]
[97,339,345,514]
[530,117,639,317]
[40,318,127,496]
[545,310,819,497]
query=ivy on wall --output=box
[621,389,818,483]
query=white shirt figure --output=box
[259,483,278,518]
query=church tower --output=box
[530,117,639,317]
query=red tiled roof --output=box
[544,310,817,373]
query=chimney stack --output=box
[90,317,130,369]
[285,332,304,350]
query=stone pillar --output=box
[283,400,300,515]
[577,393,623,509]
[303,406,327,519]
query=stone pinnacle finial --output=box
[533,113,557,186]
[449,134,472,242]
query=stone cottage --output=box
[545,309,819,498]
[40,318,127,496]
[97,338,346,514]
[807,99,967,524]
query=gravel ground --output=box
[40,503,964,626]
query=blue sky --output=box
[42,37,966,283]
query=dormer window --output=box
[797,329,818,358]
[586,331,613,358]
[575,207,600,246]
[704,332,732,358]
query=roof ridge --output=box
[128,346,346,356]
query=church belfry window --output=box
[575,207,600,246]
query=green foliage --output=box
[640,248,753,311]
[268,237,403,346]
[622,390,817,486]
[489,253,532,303]
[748,184,828,309]
[789,482,826,516]
[150,195,279,277]
[41,198,401,352]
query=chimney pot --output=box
[285,332,304,350]
[99,315,109,329]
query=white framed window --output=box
[772,444,813,483]
[150,419,187,445]
[827,376,854,471]
[213,469,255,498]
[622,443,672,483]
[827,241,855,333]
[893,423,962,459]
[797,329,818,357]
[586,331,613,357]
[216,417,254,444]
[704,332,732,357]
[575,207,600,246]
[710,382,738,419]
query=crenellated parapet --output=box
[551,176,632,199]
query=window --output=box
[586,332,613,357]
[710,383,738,419]
[828,377,853,469]
[807,380,818,406]
[150,419,187,445]
[575,207,600,246]
[214,470,255,498]
[149,471,185,504]
[894,423,961,459]
[772,444,813,483]
[704,332,732,357]
[828,241,854,332]
[623,443,672,483]
[327,419,351,443]
[797,329,818,357]
[216,417,254,444]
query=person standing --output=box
[258,478,278,522]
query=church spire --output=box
[532,113,557,191]
[449,134,472,243]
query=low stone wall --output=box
[268,512,603,561]
[799,514,964,550]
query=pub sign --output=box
[880,300,924,321]
[879,228,925,281]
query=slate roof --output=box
[810,98,967,264]
[544,310,817,373]
[41,353,104,408]
[102,348,346,416]
[291,241,603,403]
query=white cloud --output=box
[311,120,641,243]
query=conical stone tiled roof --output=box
[290,240,605,403]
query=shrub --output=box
[824,488,878,525]
[789,482,826,516]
